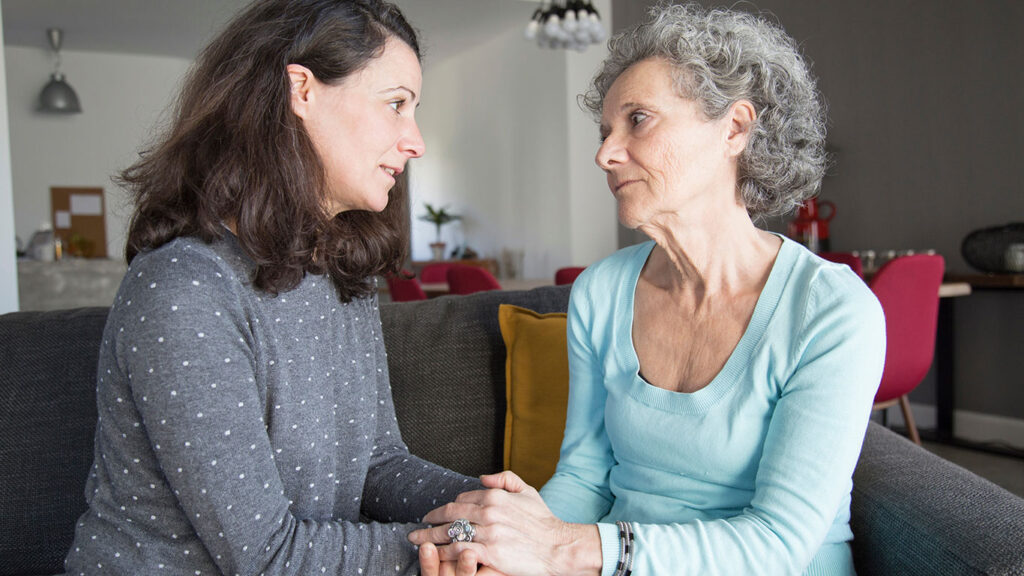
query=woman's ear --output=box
[286,63,315,119]
[725,100,756,157]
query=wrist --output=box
[553,523,603,576]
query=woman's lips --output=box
[613,179,639,193]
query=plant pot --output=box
[429,242,446,261]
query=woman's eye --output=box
[389,100,404,112]
[629,111,649,126]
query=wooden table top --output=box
[945,272,1024,289]
[419,278,553,297]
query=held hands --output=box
[409,471,601,576]
[418,542,507,576]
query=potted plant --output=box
[419,203,461,261]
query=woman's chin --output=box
[366,195,390,213]
[325,195,389,216]
[617,208,643,230]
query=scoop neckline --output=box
[619,236,794,413]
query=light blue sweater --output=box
[539,238,886,576]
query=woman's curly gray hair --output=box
[583,2,827,218]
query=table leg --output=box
[935,297,955,442]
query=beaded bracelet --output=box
[612,520,634,576]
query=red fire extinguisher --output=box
[787,198,835,253]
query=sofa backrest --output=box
[0,306,109,576]
[380,286,571,477]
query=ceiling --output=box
[1,0,537,63]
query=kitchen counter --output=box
[17,258,127,311]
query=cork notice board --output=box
[51,187,107,258]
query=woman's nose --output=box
[401,120,426,158]
[595,135,625,171]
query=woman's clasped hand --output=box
[413,472,601,576]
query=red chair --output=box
[419,263,459,283]
[447,266,502,295]
[869,254,945,445]
[819,252,863,278]
[555,266,586,285]
[384,272,427,302]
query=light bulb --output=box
[590,16,606,41]
[563,10,577,32]
[544,14,561,37]
[524,20,540,40]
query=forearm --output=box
[363,447,483,523]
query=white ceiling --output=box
[1,0,537,63]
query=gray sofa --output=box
[2,285,1023,575]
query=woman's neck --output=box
[637,204,780,298]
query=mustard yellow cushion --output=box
[498,304,570,489]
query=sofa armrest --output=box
[851,422,1024,576]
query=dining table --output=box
[934,280,972,443]
[934,273,1023,451]
[419,277,553,298]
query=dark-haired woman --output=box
[64,1,481,574]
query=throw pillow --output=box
[498,304,570,489]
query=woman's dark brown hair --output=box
[120,0,419,302]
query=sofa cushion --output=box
[0,307,109,576]
[379,286,571,478]
[498,304,569,488]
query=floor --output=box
[921,439,1024,498]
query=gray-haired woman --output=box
[413,3,885,575]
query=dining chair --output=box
[384,271,427,302]
[447,266,502,295]
[869,254,945,445]
[554,266,586,285]
[819,251,864,278]
[419,262,459,284]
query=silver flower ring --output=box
[447,518,475,543]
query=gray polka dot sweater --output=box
[65,234,479,575]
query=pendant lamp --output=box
[38,28,82,114]
[524,1,606,51]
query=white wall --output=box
[411,0,615,279]
[5,46,191,260]
[565,7,617,269]
[413,26,567,278]
[0,11,19,313]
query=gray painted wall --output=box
[612,0,1024,423]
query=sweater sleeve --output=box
[360,296,483,524]
[617,276,886,575]
[539,275,616,523]
[117,255,434,576]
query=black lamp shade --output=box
[38,72,82,113]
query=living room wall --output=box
[412,2,616,279]
[613,0,1024,445]
[5,46,191,261]
[0,15,17,313]
[5,5,618,287]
